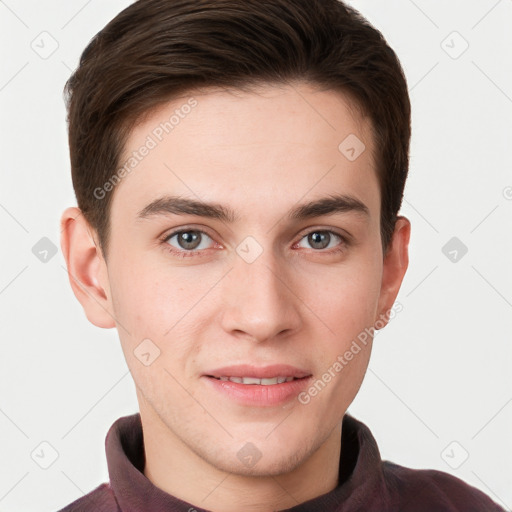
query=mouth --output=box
[204,363,311,381]
[208,376,306,385]
[203,364,312,406]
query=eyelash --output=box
[160,227,350,259]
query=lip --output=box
[202,364,312,407]
[204,364,311,379]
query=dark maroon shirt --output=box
[57,412,504,511]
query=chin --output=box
[197,430,319,478]
[215,446,311,478]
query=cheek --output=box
[110,268,162,332]
[109,252,197,333]
[301,256,383,336]
[301,270,380,416]
[108,256,215,370]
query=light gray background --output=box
[1,1,511,511]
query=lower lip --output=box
[203,376,312,406]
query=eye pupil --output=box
[179,231,201,250]
[309,231,330,249]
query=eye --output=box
[296,230,347,252]
[163,229,216,256]
[161,227,349,259]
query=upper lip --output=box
[205,364,311,379]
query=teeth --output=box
[216,376,297,385]
[243,377,263,385]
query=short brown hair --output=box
[64,0,411,258]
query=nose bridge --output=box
[220,239,301,341]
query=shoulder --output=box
[382,461,505,512]
[56,482,118,512]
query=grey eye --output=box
[297,231,342,250]
[166,230,213,251]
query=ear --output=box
[60,207,116,328]
[375,216,410,329]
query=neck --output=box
[139,402,342,511]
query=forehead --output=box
[110,82,379,225]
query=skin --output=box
[60,82,410,512]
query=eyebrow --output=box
[136,193,370,223]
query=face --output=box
[64,82,409,477]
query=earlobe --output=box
[375,216,411,330]
[60,207,116,329]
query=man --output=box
[58,0,504,510]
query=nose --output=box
[219,245,302,344]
